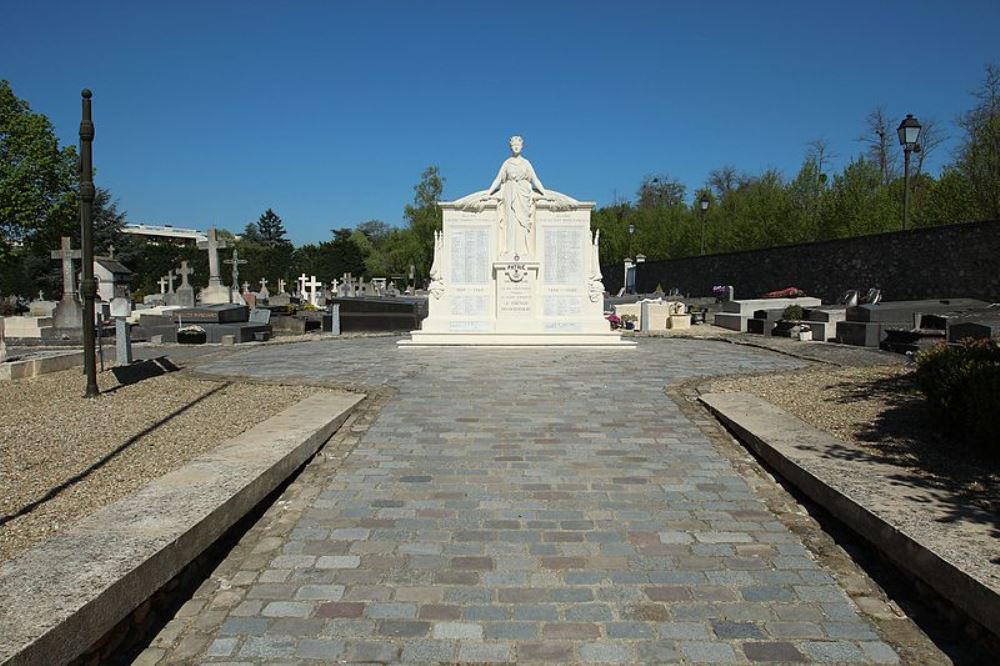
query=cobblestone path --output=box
[150,337,902,663]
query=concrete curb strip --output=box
[0,390,364,666]
[699,391,1000,640]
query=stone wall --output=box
[604,220,1000,303]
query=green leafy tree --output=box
[956,63,1000,220]
[0,80,77,271]
[402,166,444,282]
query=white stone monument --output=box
[400,136,630,347]
[197,227,231,304]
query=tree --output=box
[0,80,77,255]
[255,208,291,247]
[956,63,1000,220]
[706,166,747,200]
[858,106,899,186]
[402,166,445,281]
[357,219,391,244]
[242,221,263,244]
[636,174,685,208]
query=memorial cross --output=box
[51,236,82,296]
[304,275,322,305]
[259,278,268,290]
[196,228,229,287]
[106,244,116,260]
[298,273,308,294]
[242,281,250,293]
[158,276,169,294]
[224,248,248,290]
[176,261,194,287]
[166,270,177,293]
[277,278,286,293]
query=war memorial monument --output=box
[400,136,632,347]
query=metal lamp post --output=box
[897,114,922,230]
[79,89,99,398]
[699,194,710,255]
[627,223,636,294]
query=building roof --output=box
[123,223,208,243]
[95,258,133,275]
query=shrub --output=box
[782,304,804,321]
[916,338,1000,451]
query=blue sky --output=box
[3,1,998,244]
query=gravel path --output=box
[0,368,319,562]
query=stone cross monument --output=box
[304,275,322,306]
[175,260,195,307]
[50,236,84,329]
[197,227,230,304]
[224,248,248,302]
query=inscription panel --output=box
[543,227,585,285]
[450,226,490,285]
[497,272,534,318]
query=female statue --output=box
[486,135,546,258]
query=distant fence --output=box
[602,219,1000,303]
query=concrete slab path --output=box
[151,337,905,663]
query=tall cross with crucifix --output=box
[224,248,248,292]
[51,236,82,297]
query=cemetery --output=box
[2,7,1000,663]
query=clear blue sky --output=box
[3,1,998,244]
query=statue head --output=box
[509,135,524,156]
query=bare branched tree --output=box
[805,138,837,181]
[956,63,1000,218]
[858,106,899,186]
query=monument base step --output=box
[398,331,636,347]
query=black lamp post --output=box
[897,114,922,230]
[79,90,98,398]
[699,194,710,255]
[627,222,636,294]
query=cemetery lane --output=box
[152,336,911,663]
[0,368,317,562]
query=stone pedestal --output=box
[52,295,84,330]
[401,196,630,347]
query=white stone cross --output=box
[166,270,176,293]
[176,261,194,287]
[51,236,82,296]
[278,278,286,294]
[196,228,229,287]
[158,276,169,294]
[304,275,322,305]
[242,281,250,293]
[298,273,308,294]
[259,278,268,289]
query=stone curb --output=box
[1,348,117,381]
[699,391,1000,640]
[0,390,365,666]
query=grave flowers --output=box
[606,313,623,329]
[620,313,637,330]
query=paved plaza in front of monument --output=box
[145,337,909,663]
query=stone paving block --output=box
[400,639,458,663]
[295,638,346,660]
[458,641,514,663]
[680,641,739,663]
[432,621,483,639]
[741,640,806,662]
[801,640,866,662]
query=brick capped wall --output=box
[604,220,1000,303]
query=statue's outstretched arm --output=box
[528,163,546,197]
[486,163,504,195]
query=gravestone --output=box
[174,261,196,308]
[0,318,6,363]
[304,275,322,306]
[249,308,271,325]
[258,278,270,300]
[50,236,84,329]
[111,296,133,366]
[401,135,627,346]
[196,228,231,304]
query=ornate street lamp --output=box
[699,194,710,255]
[79,90,99,398]
[897,114,922,230]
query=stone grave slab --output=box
[172,304,249,325]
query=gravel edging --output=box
[0,368,318,562]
